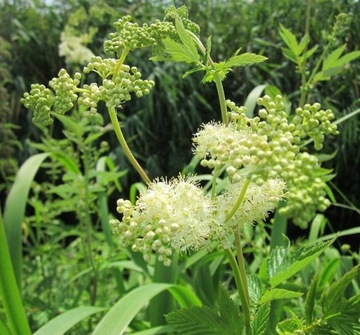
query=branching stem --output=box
[108,106,151,184]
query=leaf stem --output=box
[108,106,151,184]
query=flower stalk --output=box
[108,106,151,184]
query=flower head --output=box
[214,177,286,247]
[111,176,214,265]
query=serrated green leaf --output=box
[202,49,267,83]
[326,313,360,335]
[279,24,299,55]
[335,50,360,66]
[297,34,310,56]
[166,306,224,335]
[250,302,270,335]
[269,239,334,288]
[174,16,199,60]
[167,286,243,335]
[305,275,319,325]
[225,50,267,68]
[267,247,287,280]
[304,45,319,59]
[276,316,304,335]
[259,288,303,304]
[154,16,200,64]
[281,47,297,63]
[158,38,199,63]
[51,152,81,174]
[182,66,204,78]
[247,274,263,304]
[321,263,360,317]
[218,285,243,335]
[314,46,360,82]
[314,67,343,82]
[322,44,347,69]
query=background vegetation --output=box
[0,0,359,333]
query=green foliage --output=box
[1,2,360,335]
[276,264,360,335]
[250,302,270,335]
[267,239,334,288]
[167,285,244,335]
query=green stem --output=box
[108,106,151,184]
[225,178,251,222]
[225,247,251,335]
[214,73,228,124]
[299,0,312,107]
[188,31,228,124]
[114,47,130,78]
[82,149,98,306]
[0,211,31,335]
[236,240,251,335]
[223,178,252,334]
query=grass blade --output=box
[0,211,31,335]
[33,306,105,335]
[3,153,49,287]
[92,283,174,335]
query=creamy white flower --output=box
[59,32,94,65]
[192,121,267,174]
[214,176,286,246]
[111,176,215,265]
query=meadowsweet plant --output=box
[19,4,360,335]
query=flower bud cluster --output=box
[193,121,266,182]
[82,57,155,109]
[83,56,117,79]
[102,66,154,107]
[49,69,81,114]
[293,104,338,150]
[110,176,214,266]
[193,95,338,228]
[104,15,174,57]
[163,5,200,36]
[21,69,81,125]
[279,163,331,228]
[21,84,54,125]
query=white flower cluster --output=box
[59,32,95,65]
[111,177,215,266]
[111,175,285,265]
[193,121,267,183]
